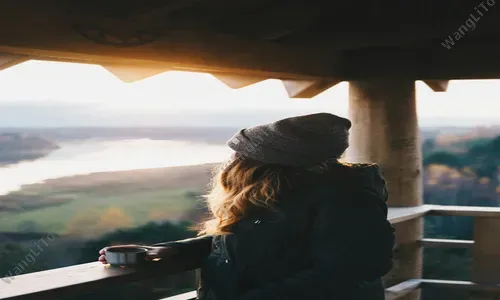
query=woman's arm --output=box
[237,185,395,300]
[152,236,213,271]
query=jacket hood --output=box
[346,163,388,202]
[319,162,389,205]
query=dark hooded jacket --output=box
[154,163,395,300]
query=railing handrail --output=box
[2,205,500,300]
[387,205,432,224]
[387,204,500,225]
[428,204,500,217]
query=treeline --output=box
[423,135,500,179]
[423,135,500,239]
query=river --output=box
[0,139,232,195]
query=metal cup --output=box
[104,246,148,266]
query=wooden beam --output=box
[0,0,341,83]
[3,1,500,81]
[0,260,194,300]
[218,0,323,41]
[0,53,29,71]
[420,238,474,249]
[0,262,131,300]
[100,63,169,83]
[0,0,339,79]
[341,42,500,80]
[282,79,341,98]
[423,80,449,92]
[122,0,205,21]
[212,73,267,89]
[0,33,339,80]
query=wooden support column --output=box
[347,80,423,300]
[470,217,500,299]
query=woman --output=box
[99,113,395,300]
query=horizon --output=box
[0,118,499,129]
[0,60,499,127]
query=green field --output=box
[0,164,216,237]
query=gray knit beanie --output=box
[227,113,352,167]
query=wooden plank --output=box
[6,29,500,81]
[387,205,432,224]
[0,0,340,82]
[2,1,500,80]
[428,205,500,218]
[420,238,474,249]
[385,279,422,300]
[0,0,339,80]
[0,36,339,80]
[0,263,129,300]
[0,261,189,300]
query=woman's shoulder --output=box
[330,161,381,174]
[308,162,388,204]
[318,162,384,186]
[278,162,387,207]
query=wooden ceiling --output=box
[0,0,499,96]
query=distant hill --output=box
[1,102,497,128]
[1,127,238,145]
[0,133,59,166]
[0,126,497,151]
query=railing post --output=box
[347,80,423,300]
[470,217,500,300]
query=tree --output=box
[95,207,133,232]
[423,151,462,169]
[65,209,103,238]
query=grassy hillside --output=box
[0,164,216,237]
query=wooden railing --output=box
[387,205,500,300]
[1,205,500,300]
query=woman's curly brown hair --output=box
[198,153,351,235]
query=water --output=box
[0,139,232,195]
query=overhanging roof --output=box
[1,0,499,96]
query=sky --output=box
[0,60,499,127]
